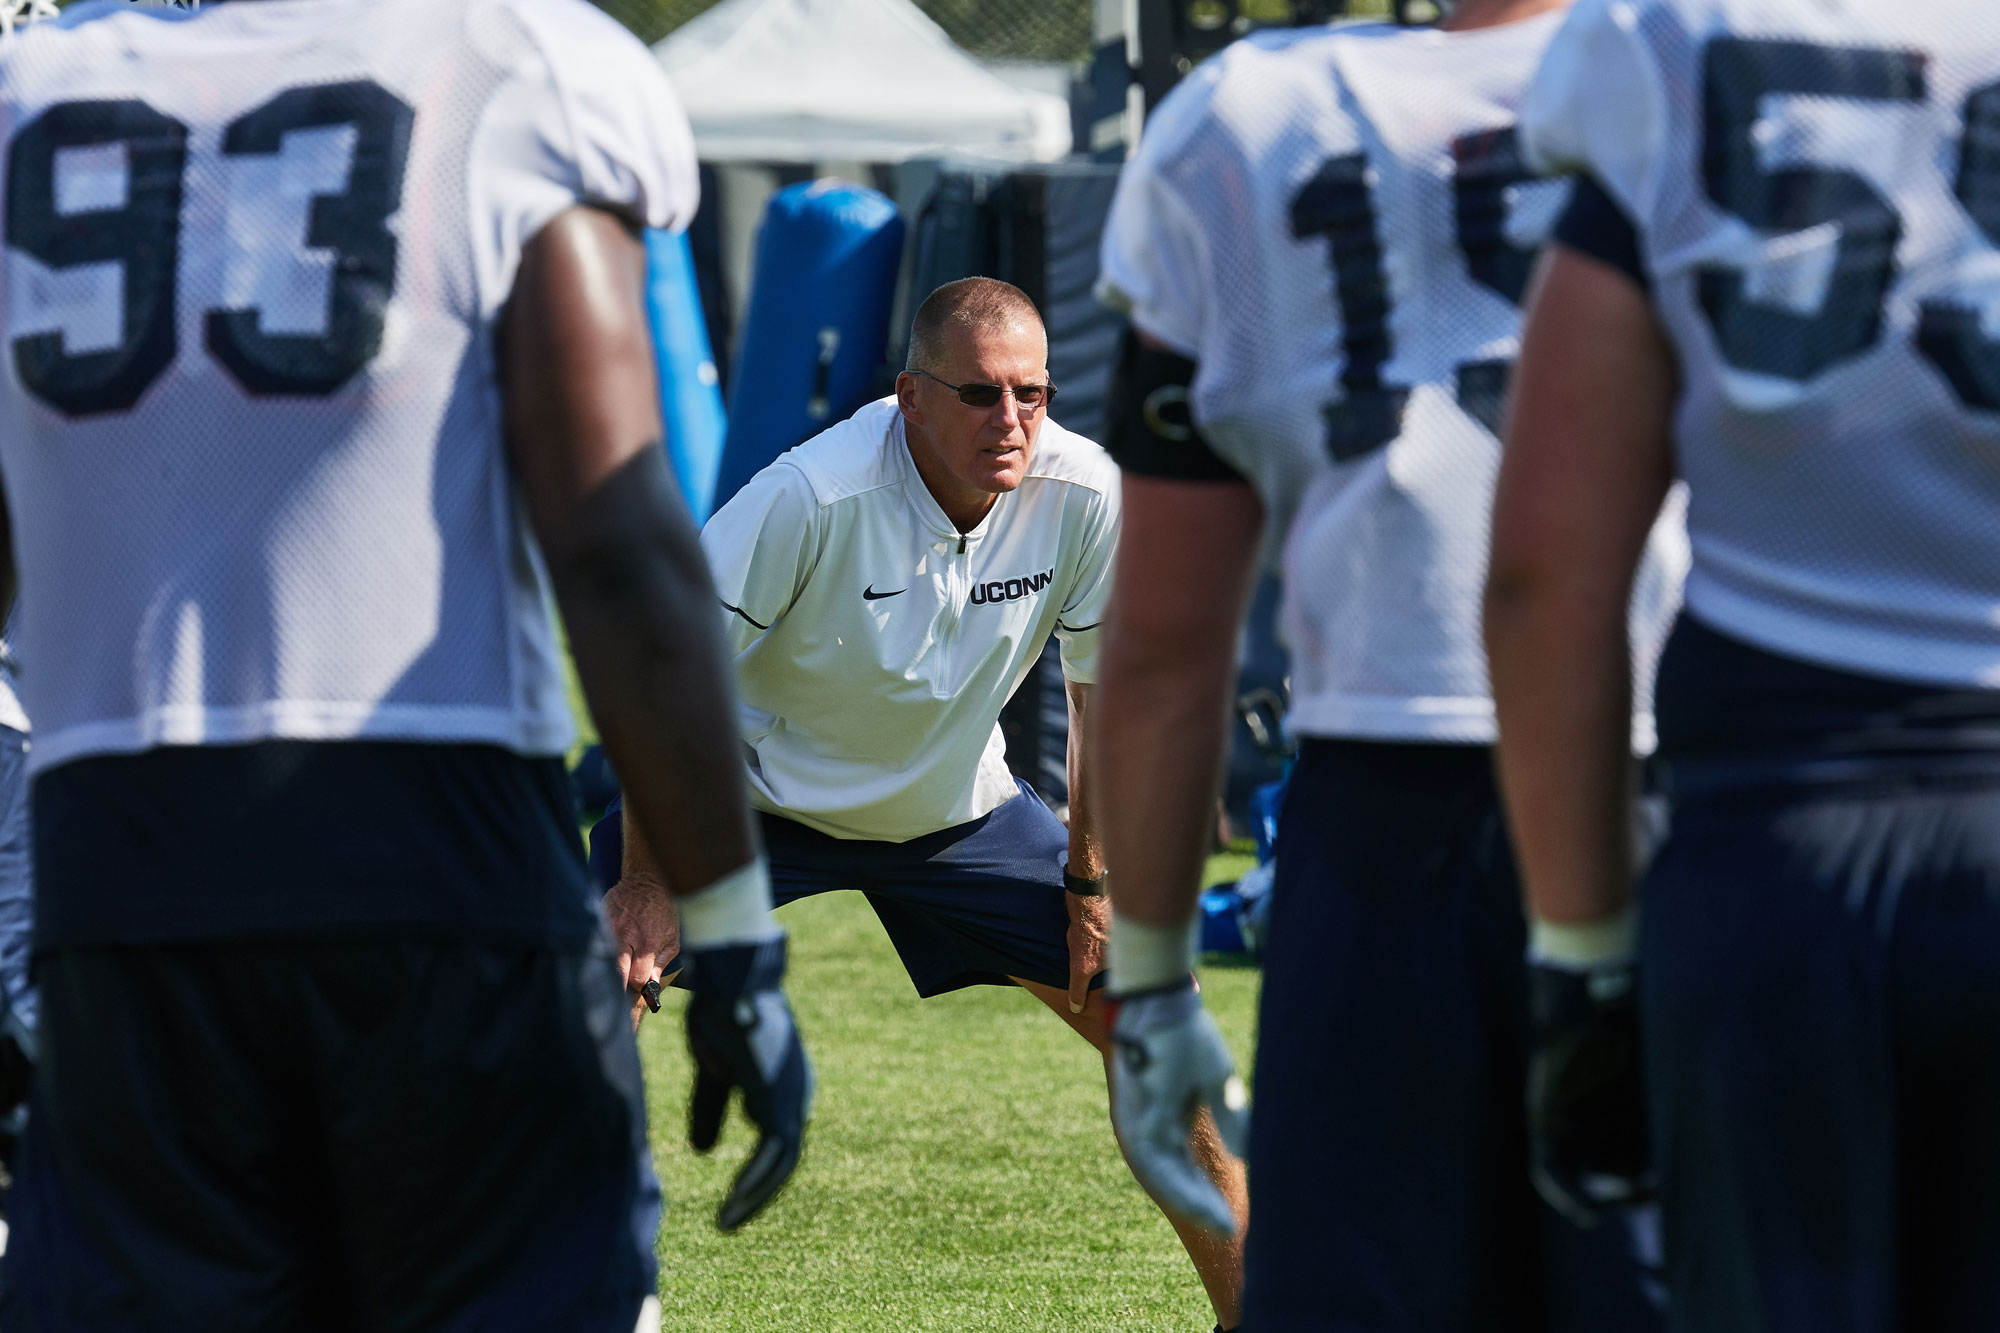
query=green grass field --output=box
[633,854,1261,1332]
[564,637,1263,1328]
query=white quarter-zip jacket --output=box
[702,398,1120,843]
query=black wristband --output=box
[1063,870,1107,898]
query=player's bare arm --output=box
[1485,242,1676,1227]
[504,206,810,1233]
[1097,475,1262,936]
[1485,243,1676,936]
[1060,678,1107,1014]
[1096,327,1264,941]
[1094,330,1262,1242]
[502,205,758,933]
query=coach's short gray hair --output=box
[904,278,1045,373]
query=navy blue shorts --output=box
[1641,613,2000,1332]
[1243,739,1662,1333]
[0,941,660,1332]
[1642,770,2000,1333]
[591,781,1095,999]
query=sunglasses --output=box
[910,369,1058,411]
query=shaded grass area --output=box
[636,858,1261,1332]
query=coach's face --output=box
[897,320,1050,517]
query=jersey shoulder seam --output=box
[1023,425,1117,498]
[1018,468,1115,502]
[776,458,904,511]
[489,0,597,189]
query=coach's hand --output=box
[1108,979,1248,1237]
[1064,880,1109,1014]
[1526,957,1653,1228]
[683,936,815,1231]
[606,875,681,1031]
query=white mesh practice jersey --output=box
[0,0,697,774]
[1101,16,1688,746]
[1526,0,2000,688]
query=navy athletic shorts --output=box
[3,742,656,1333]
[1242,738,1663,1333]
[1,940,660,1333]
[1643,617,2000,1333]
[592,780,1094,998]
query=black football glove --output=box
[683,936,814,1232]
[1526,958,1653,1228]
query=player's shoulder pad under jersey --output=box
[1103,327,1243,484]
[483,0,700,232]
[1521,0,1673,218]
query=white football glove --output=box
[1108,980,1249,1237]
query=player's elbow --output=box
[1485,535,1614,632]
[1483,537,1641,704]
[550,529,661,611]
[1481,532,1546,629]
[558,525,715,626]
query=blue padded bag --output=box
[714,182,904,512]
[644,228,729,524]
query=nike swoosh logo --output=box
[863,585,906,601]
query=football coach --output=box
[602,277,1247,1328]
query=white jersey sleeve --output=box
[471,0,699,318]
[1052,481,1119,684]
[1097,73,1222,361]
[701,465,823,656]
[1519,0,1666,216]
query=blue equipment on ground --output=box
[1246,770,1288,865]
[1201,859,1274,957]
[1199,745,1292,957]
[644,228,730,525]
[712,181,905,514]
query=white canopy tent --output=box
[653,0,1075,164]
